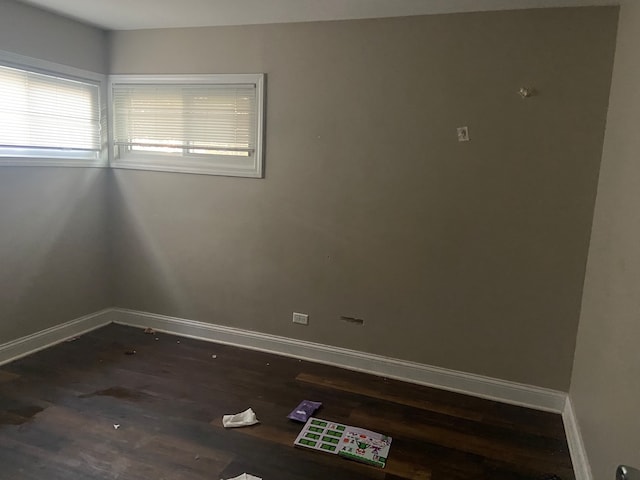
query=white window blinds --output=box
[112,83,257,157]
[109,74,265,177]
[0,64,101,159]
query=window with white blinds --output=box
[110,74,264,178]
[0,62,103,165]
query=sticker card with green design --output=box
[293,417,348,454]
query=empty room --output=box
[0,0,637,478]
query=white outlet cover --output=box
[292,312,309,325]
[457,126,470,142]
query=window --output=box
[0,52,105,167]
[109,74,265,178]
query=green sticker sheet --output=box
[293,417,392,468]
[293,417,347,454]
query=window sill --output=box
[110,154,263,178]
[0,158,108,168]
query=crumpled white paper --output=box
[222,474,262,480]
[222,408,259,428]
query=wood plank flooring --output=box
[0,324,574,479]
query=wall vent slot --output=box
[340,316,365,326]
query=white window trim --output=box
[108,73,265,178]
[0,50,108,168]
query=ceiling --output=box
[18,0,619,31]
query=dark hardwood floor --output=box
[0,324,574,479]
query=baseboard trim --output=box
[109,307,567,413]
[563,397,592,480]
[0,309,112,367]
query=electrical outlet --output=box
[457,126,470,142]
[292,312,309,325]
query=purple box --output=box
[287,400,322,422]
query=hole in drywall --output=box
[340,316,365,326]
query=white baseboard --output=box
[108,307,567,413]
[0,307,567,413]
[0,309,112,367]
[563,397,593,480]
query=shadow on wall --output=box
[109,169,193,316]
[0,167,110,343]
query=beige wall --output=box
[570,2,640,479]
[0,0,111,343]
[109,7,617,390]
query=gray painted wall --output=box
[570,2,640,479]
[0,0,111,343]
[109,7,618,390]
[0,168,111,343]
[0,0,107,73]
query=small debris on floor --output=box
[222,408,259,428]
[266,363,270,366]
[113,424,120,430]
[211,355,217,359]
[194,455,200,461]
[143,328,156,334]
[177,341,180,344]
[125,350,136,355]
[155,338,159,341]
[66,337,80,343]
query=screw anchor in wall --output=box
[518,87,536,99]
